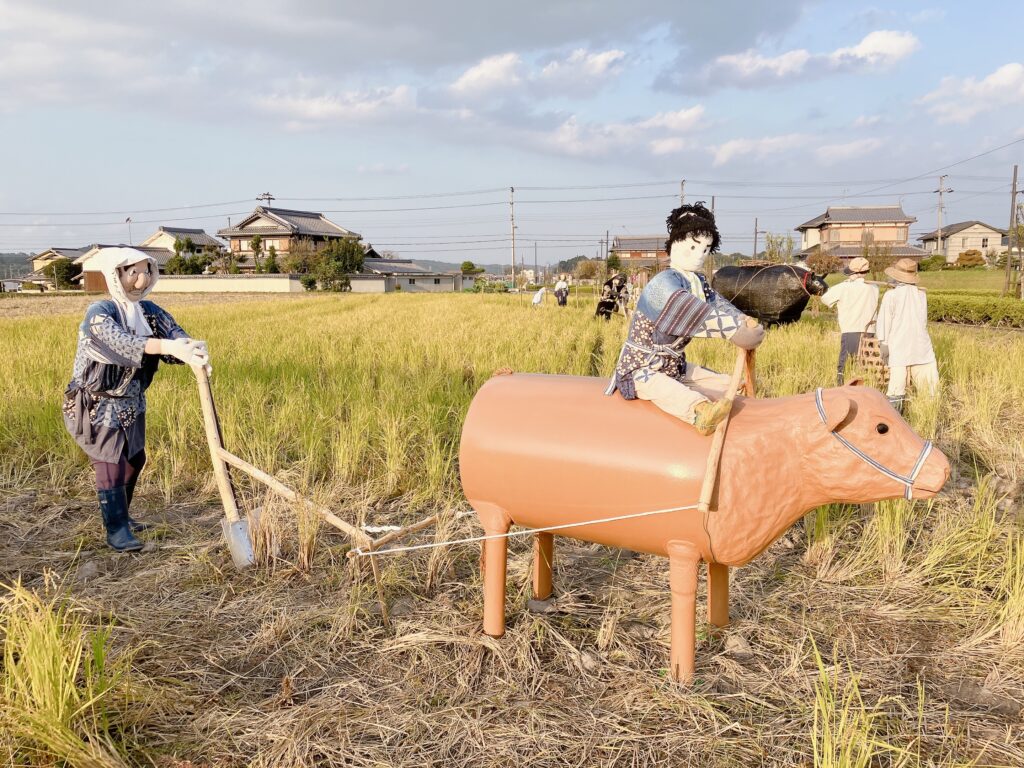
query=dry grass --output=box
[1,293,1022,766]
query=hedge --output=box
[927,293,1024,327]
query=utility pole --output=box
[935,175,953,262]
[1004,165,1018,296]
[679,179,686,205]
[257,192,275,206]
[752,217,759,261]
[711,195,715,213]
[509,186,516,292]
[534,241,538,287]
[605,229,610,261]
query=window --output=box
[434,278,441,285]
[961,237,967,247]
[408,278,415,285]
[982,237,989,248]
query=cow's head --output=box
[808,385,949,503]
[805,272,829,296]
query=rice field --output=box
[1,292,1022,767]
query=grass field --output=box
[2,293,1023,766]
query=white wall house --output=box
[917,221,1006,263]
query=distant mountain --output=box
[0,253,33,277]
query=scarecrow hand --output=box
[163,338,209,367]
[729,317,765,350]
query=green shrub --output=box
[918,255,946,272]
[927,293,1024,327]
[299,274,317,291]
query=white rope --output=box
[350,503,700,558]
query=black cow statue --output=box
[711,264,828,325]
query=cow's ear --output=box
[818,389,853,432]
[846,378,864,387]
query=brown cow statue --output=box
[459,374,949,682]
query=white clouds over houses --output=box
[690,30,919,90]
[711,134,810,166]
[450,53,525,95]
[918,62,1024,124]
[539,106,704,158]
[449,48,626,99]
[252,82,416,129]
[814,138,883,164]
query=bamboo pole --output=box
[697,346,752,515]
[215,447,368,545]
[347,513,441,558]
[195,367,241,524]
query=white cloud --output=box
[540,106,705,158]
[538,48,625,90]
[692,30,919,90]
[815,138,883,164]
[711,133,810,165]
[852,114,884,128]
[918,62,1024,124]
[356,163,410,175]
[252,82,416,127]
[450,53,524,94]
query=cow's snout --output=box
[912,446,950,498]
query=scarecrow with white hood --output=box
[606,203,765,435]
[62,247,210,552]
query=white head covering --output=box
[90,247,159,336]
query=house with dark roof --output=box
[140,226,224,253]
[74,244,178,292]
[917,220,1006,263]
[27,247,90,275]
[217,206,360,270]
[795,205,927,262]
[360,257,468,292]
[609,235,667,270]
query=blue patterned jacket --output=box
[608,269,744,399]
[62,300,188,462]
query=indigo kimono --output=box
[607,269,744,399]
[62,300,188,463]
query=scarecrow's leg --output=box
[707,562,729,631]
[532,532,554,601]
[667,540,701,683]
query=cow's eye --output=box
[876,423,889,434]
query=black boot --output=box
[98,487,143,552]
[124,475,151,533]
[836,370,845,386]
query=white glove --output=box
[163,338,210,368]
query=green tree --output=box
[606,253,622,272]
[806,249,842,276]
[315,238,365,291]
[573,258,600,281]
[461,260,485,275]
[44,258,82,289]
[281,238,319,274]
[265,245,280,274]
[249,234,264,273]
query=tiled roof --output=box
[917,220,1006,241]
[74,244,175,268]
[156,226,224,248]
[796,206,915,230]
[798,244,928,259]
[30,247,89,263]
[611,235,666,252]
[363,258,446,275]
[217,206,360,239]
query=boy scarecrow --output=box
[606,203,765,435]
[876,257,938,412]
[62,247,210,552]
[819,256,879,385]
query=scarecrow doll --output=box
[606,203,764,435]
[876,257,938,412]
[62,247,210,552]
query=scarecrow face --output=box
[118,259,152,301]
[670,233,713,273]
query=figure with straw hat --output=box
[875,257,938,413]
[819,256,879,385]
[61,247,210,552]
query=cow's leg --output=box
[477,503,512,638]
[667,540,701,683]
[707,561,729,631]
[532,531,554,600]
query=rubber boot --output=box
[98,487,143,552]
[692,398,733,437]
[836,370,845,386]
[124,474,151,533]
[887,396,904,415]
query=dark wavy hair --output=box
[665,202,721,254]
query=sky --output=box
[1,0,1023,265]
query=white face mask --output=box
[669,233,713,272]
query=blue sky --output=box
[1,0,1022,264]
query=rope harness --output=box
[814,388,932,501]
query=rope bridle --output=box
[814,388,933,501]
[729,264,819,300]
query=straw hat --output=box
[844,257,870,275]
[884,257,919,285]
